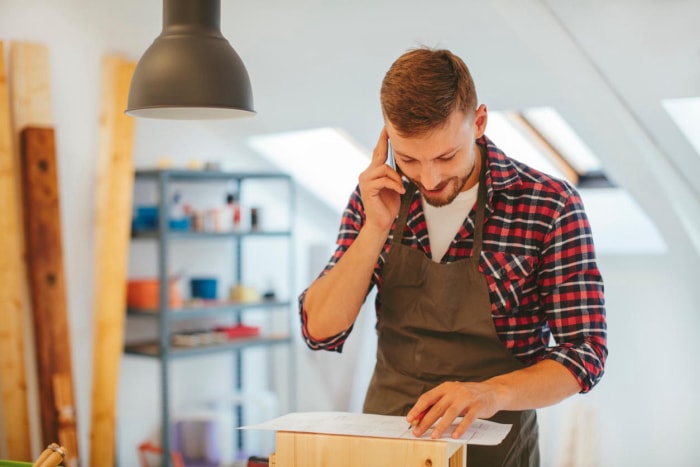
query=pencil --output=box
[408,408,428,430]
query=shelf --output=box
[124,334,292,359]
[127,299,292,320]
[131,229,292,239]
[125,169,295,465]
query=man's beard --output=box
[409,157,477,208]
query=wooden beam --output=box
[0,40,32,462]
[89,55,136,467]
[9,41,56,463]
[9,42,52,128]
[20,126,79,467]
[507,111,580,185]
[5,40,57,461]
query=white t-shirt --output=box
[421,183,479,263]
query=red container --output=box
[127,278,183,309]
[214,324,260,339]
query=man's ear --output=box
[474,104,488,139]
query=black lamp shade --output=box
[126,0,255,119]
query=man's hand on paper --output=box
[406,380,506,439]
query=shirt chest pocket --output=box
[480,252,536,315]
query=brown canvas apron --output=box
[363,147,539,466]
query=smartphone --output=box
[386,138,396,170]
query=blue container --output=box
[132,205,159,231]
[138,205,158,221]
[132,205,193,232]
[168,217,191,231]
[190,278,218,299]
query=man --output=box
[298,47,607,466]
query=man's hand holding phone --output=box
[358,127,405,235]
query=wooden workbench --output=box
[270,431,466,467]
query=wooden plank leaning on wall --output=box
[89,55,136,467]
[9,41,79,466]
[0,40,33,462]
[20,127,79,467]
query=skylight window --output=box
[486,112,570,182]
[521,107,603,175]
[663,97,700,156]
[487,107,611,188]
[248,127,369,212]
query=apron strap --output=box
[391,182,417,245]
[471,144,488,262]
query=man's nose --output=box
[420,164,440,190]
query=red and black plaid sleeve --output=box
[534,185,607,392]
[298,188,371,352]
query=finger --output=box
[412,405,441,437]
[430,405,462,439]
[412,411,442,439]
[370,127,390,167]
[362,163,403,186]
[360,169,405,197]
[410,413,435,437]
[381,166,406,194]
[406,388,442,423]
[408,408,428,430]
[451,407,479,439]
[414,397,456,438]
[407,381,460,424]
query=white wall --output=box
[2,1,700,466]
[583,255,700,466]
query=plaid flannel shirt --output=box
[299,135,607,392]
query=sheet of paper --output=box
[241,411,511,446]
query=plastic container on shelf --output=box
[127,278,183,309]
[190,277,218,300]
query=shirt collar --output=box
[479,135,522,211]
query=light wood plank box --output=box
[270,431,466,467]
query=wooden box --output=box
[270,431,466,467]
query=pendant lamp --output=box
[126,0,255,119]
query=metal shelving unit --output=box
[124,169,296,467]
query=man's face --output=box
[386,107,487,207]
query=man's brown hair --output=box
[380,47,477,137]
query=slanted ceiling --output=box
[55,0,700,256]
